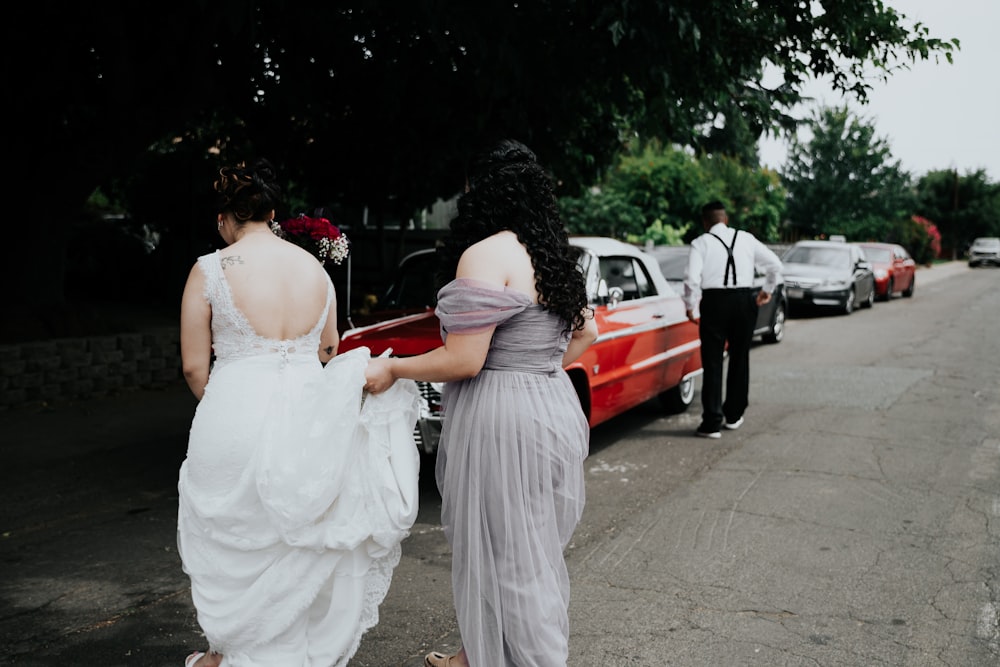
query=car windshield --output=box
[972,238,1000,249]
[379,252,440,310]
[783,245,850,269]
[863,247,892,263]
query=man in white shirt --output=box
[683,201,783,439]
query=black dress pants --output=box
[698,288,758,431]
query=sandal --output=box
[424,651,461,667]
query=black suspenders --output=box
[709,230,739,286]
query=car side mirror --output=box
[607,285,624,308]
[597,278,623,307]
[857,260,872,271]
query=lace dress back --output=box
[177,251,422,667]
[197,251,332,369]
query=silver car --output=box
[968,237,1000,267]
[781,240,876,315]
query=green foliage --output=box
[5,0,960,327]
[699,155,786,242]
[782,106,913,241]
[781,108,998,260]
[694,98,767,167]
[560,141,710,240]
[562,142,785,246]
[626,219,691,247]
[914,169,1000,256]
[608,142,712,233]
[14,0,959,221]
[559,188,648,239]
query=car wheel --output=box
[902,275,915,298]
[842,288,855,315]
[883,278,894,301]
[863,283,875,308]
[762,302,785,344]
[659,376,695,414]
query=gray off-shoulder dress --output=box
[434,278,589,667]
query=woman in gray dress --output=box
[364,139,598,666]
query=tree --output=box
[558,188,648,240]
[605,142,713,235]
[6,1,956,338]
[782,106,913,241]
[560,143,785,245]
[914,169,1000,258]
[699,155,785,243]
[693,94,770,168]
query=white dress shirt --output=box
[683,223,783,314]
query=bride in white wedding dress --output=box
[176,159,421,667]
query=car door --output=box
[894,246,915,291]
[851,245,874,300]
[582,254,678,425]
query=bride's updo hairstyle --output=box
[214,158,282,224]
[442,138,589,332]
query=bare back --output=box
[456,231,540,302]
[219,233,331,340]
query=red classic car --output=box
[337,237,703,453]
[856,242,916,300]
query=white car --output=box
[968,237,1000,267]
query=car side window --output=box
[634,259,655,297]
[382,252,439,309]
[601,257,657,301]
[575,251,602,303]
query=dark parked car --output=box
[856,242,916,300]
[968,237,1000,267]
[648,244,788,344]
[780,240,876,315]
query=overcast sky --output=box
[757,0,1000,182]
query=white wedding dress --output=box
[177,251,422,666]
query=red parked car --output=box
[338,237,704,453]
[857,242,916,300]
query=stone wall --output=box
[0,327,182,410]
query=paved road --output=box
[1,261,997,666]
[565,260,999,666]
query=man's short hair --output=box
[701,200,726,217]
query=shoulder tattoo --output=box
[220,255,244,269]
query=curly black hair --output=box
[439,139,589,331]
[214,158,282,224]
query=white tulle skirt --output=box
[177,348,421,667]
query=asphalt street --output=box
[1,259,997,666]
